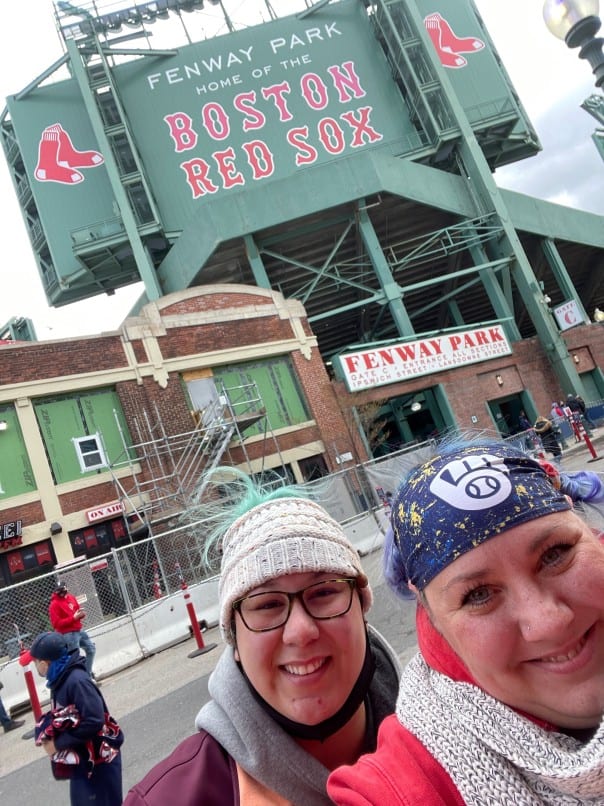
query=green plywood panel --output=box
[6,82,115,283]
[34,398,85,483]
[0,407,37,498]
[270,359,309,425]
[112,0,416,229]
[79,390,132,466]
[215,358,309,435]
[34,390,132,484]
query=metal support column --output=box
[541,238,590,324]
[65,38,163,300]
[401,0,584,396]
[244,234,271,288]
[357,206,414,337]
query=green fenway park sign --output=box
[112,0,414,225]
[5,0,531,295]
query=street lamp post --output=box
[543,0,604,158]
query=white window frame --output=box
[72,433,108,473]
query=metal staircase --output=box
[108,381,276,535]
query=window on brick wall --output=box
[73,433,108,473]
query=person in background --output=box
[567,393,593,437]
[0,682,24,733]
[48,582,96,678]
[124,469,400,806]
[562,399,582,442]
[517,410,532,432]
[550,401,564,419]
[575,394,596,430]
[516,410,536,451]
[549,401,568,448]
[28,631,123,806]
[328,438,604,805]
[533,413,562,463]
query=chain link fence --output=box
[0,440,437,667]
[3,409,603,670]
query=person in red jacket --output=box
[48,583,96,678]
[328,438,604,805]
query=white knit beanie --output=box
[219,497,372,644]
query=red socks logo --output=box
[424,12,484,69]
[35,123,104,185]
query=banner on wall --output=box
[553,299,586,332]
[86,501,125,524]
[336,325,512,391]
[0,519,23,550]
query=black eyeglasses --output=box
[232,578,357,633]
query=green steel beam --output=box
[244,235,270,288]
[501,189,604,249]
[65,37,162,300]
[157,150,478,292]
[15,55,70,101]
[467,241,521,342]
[447,300,464,327]
[400,0,585,398]
[541,238,589,324]
[309,291,385,322]
[357,206,414,337]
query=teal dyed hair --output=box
[184,467,315,570]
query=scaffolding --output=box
[108,379,284,535]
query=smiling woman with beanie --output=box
[328,437,604,805]
[124,468,400,806]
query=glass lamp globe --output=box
[543,0,600,39]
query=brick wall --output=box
[0,336,127,385]
[0,501,44,524]
[59,482,119,516]
[160,318,292,359]
[291,351,364,468]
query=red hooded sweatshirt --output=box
[48,590,83,634]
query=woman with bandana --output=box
[328,439,604,805]
[124,469,400,806]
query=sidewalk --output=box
[555,427,604,471]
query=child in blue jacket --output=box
[28,631,123,806]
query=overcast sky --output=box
[0,0,601,340]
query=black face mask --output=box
[238,628,376,742]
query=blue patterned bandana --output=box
[391,443,572,590]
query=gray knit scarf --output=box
[196,626,400,806]
[397,653,604,804]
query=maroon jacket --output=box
[49,590,84,634]
[124,731,238,805]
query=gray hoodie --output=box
[196,625,401,806]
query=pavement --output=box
[548,427,604,472]
[1,428,602,785]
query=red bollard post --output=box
[18,647,43,739]
[18,649,42,721]
[581,427,602,463]
[176,565,216,659]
